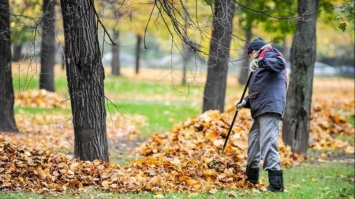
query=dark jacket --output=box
[244,45,287,119]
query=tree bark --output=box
[202,0,235,113]
[60,0,109,162]
[111,30,120,76]
[238,29,252,85]
[135,34,142,74]
[282,0,318,154]
[40,0,56,92]
[0,0,18,133]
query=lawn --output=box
[2,64,355,198]
[0,162,353,199]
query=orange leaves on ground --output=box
[0,113,144,153]
[1,78,353,194]
[134,110,303,172]
[0,141,121,194]
[309,79,354,153]
[15,89,70,108]
[0,141,248,194]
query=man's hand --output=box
[234,99,247,110]
[249,59,259,72]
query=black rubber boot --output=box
[246,167,259,184]
[267,170,284,192]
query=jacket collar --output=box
[254,44,273,58]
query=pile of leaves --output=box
[15,89,69,108]
[0,140,250,195]
[308,79,354,152]
[134,110,303,168]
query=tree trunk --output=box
[135,34,142,74]
[181,44,189,85]
[0,0,18,133]
[238,29,252,85]
[280,36,288,59]
[12,43,23,61]
[111,30,120,76]
[60,0,109,162]
[40,0,56,92]
[282,0,318,154]
[202,0,235,113]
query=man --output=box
[235,37,287,192]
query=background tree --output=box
[235,0,299,74]
[144,0,211,77]
[135,34,142,74]
[202,0,235,112]
[0,0,18,133]
[9,0,42,62]
[282,0,319,154]
[60,0,109,162]
[97,0,144,76]
[181,7,189,85]
[110,5,121,76]
[237,29,252,85]
[316,1,354,67]
[39,0,56,92]
[234,1,275,85]
[334,1,354,32]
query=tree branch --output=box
[235,1,318,21]
[89,0,116,46]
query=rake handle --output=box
[221,72,253,154]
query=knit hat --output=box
[247,37,266,54]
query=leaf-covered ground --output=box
[0,78,353,195]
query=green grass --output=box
[0,162,353,198]
[14,107,71,115]
[106,100,200,136]
[12,70,206,101]
[13,71,204,136]
[13,71,68,95]
[105,78,176,96]
[14,100,200,138]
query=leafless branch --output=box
[89,0,115,46]
[235,1,317,21]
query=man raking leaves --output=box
[234,37,287,192]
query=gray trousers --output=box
[247,113,281,171]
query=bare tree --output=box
[60,0,109,161]
[111,6,121,76]
[282,0,319,154]
[111,29,120,76]
[181,7,194,85]
[202,0,235,112]
[39,0,56,92]
[0,0,18,133]
[135,34,142,74]
[238,29,252,85]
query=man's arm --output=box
[258,50,286,72]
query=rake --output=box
[221,72,253,154]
